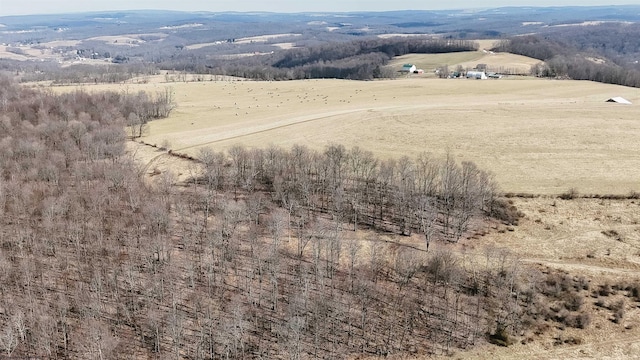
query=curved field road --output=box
[171,106,402,152]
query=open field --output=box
[52,75,639,195]
[185,34,301,50]
[389,47,541,75]
[235,33,301,43]
[86,33,168,46]
[389,51,486,75]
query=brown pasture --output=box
[105,76,639,196]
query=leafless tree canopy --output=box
[0,76,581,359]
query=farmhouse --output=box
[400,64,417,73]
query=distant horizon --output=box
[2,1,639,17]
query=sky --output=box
[1,0,639,16]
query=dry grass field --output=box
[86,33,168,46]
[58,75,639,195]
[387,39,539,75]
[389,51,486,75]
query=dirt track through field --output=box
[172,106,398,151]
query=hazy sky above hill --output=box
[1,0,638,16]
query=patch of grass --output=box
[554,335,583,346]
[565,312,592,329]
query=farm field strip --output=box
[49,76,639,195]
[145,78,638,195]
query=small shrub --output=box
[556,309,570,323]
[598,282,613,296]
[559,187,579,200]
[628,282,640,300]
[613,310,625,323]
[489,325,513,347]
[563,292,584,311]
[490,198,524,225]
[601,229,623,241]
[563,336,583,345]
[576,276,590,291]
[533,322,551,335]
[553,334,582,346]
[610,299,625,323]
[565,312,591,329]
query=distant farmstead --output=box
[401,64,417,73]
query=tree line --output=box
[194,143,505,245]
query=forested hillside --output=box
[495,35,640,87]
[0,77,605,358]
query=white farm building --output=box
[466,71,488,79]
[401,64,417,73]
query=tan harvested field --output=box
[377,33,435,39]
[234,33,301,44]
[0,47,31,60]
[272,42,297,49]
[71,76,636,196]
[390,51,485,74]
[185,42,224,50]
[389,49,541,75]
[51,76,640,195]
[86,33,167,46]
[458,52,541,74]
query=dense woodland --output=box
[0,76,618,359]
[494,35,640,88]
